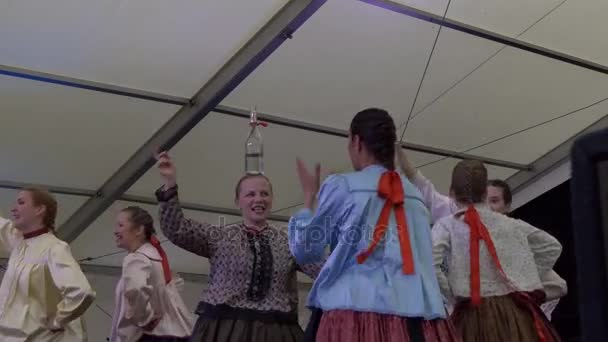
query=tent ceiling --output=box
[0,0,606,275]
[395,0,563,36]
[0,0,288,96]
[0,75,176,189]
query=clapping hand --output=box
[296,159,321,210]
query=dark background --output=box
[512,180,580,341]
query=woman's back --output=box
[289,164,445,319]
[433,206,561,300]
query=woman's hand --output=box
[296,159,321,210]
[395,145,416,180]
[155,151,177,189]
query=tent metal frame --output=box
[0,64,530,171]
[360,0,608,75]
[0,0,605,241]
[54,0,328,242]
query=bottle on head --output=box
[245,106,264,175]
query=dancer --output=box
[431,159,562,341]
[397,149,567,319]
[0,188,95,341]
[289,108,459,342]
[110,206,194,342]
[154,152,323,342]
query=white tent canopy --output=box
[0,0,606,339]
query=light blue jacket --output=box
[288,164,446,319]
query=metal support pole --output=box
[0,64,189,106]
[0,63,532,170]
[0,180,291,222]
[216,105,531,170]
[360,0,608,75]
[57,0,327,242]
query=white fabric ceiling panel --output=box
[0,75,175,189]
[224,0,441,129]
[390,0,564,37]
[519,0,608,65]
[445,0,564,37]
[0,0,287,97]
[128,112,352,211]
[468,100,608,164]
[391,0,449,15]
[402,45,608,163]
[0,188,86,256]
[410,27,503,114]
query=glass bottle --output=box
[245,106,264,175]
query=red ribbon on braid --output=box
[150,235,172,284]
[464,205,555,342]
[356,171,415,275]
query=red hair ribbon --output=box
[150,235,172,284]
[464,206,553,342]
[250,121,268,127]
[356,171,415,274]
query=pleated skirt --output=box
[315,310,460,342]
[451,293,561,342]
[189,303,303,342]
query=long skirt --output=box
[451,292,561,342]
[189,302,303,342]
[139,335,189,342]
[315,310,460,342]
[303,308,323,342]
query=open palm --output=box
[296,158,321,209]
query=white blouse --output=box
[0,216,95,342]
[432,205,562,302]
[110,243,194,342]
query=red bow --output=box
[150,236,172,284]
[356,171,415,274]
[464,206,553,342]
[249,121,268,127]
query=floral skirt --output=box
[315,310,460,342]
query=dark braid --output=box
[350,108,397,170]
[450,160,488,204]
[121,206,156,240]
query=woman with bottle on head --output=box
[289,108,459,342]
[431,160,562,341]
[396,150,567,319]
[154,152,323,342]
[0,188,95,341]
[109,206,194,342]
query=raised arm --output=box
[121,253,157,329]
[289,165,349,264]
[0,215,21,252]
[47,242,96,331]
[155,151,219,258]
[156,186,218,258]
[396,149,455,222]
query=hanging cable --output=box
[399,0,453,142]
[401,0,569,123]
[415,96,608,169]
